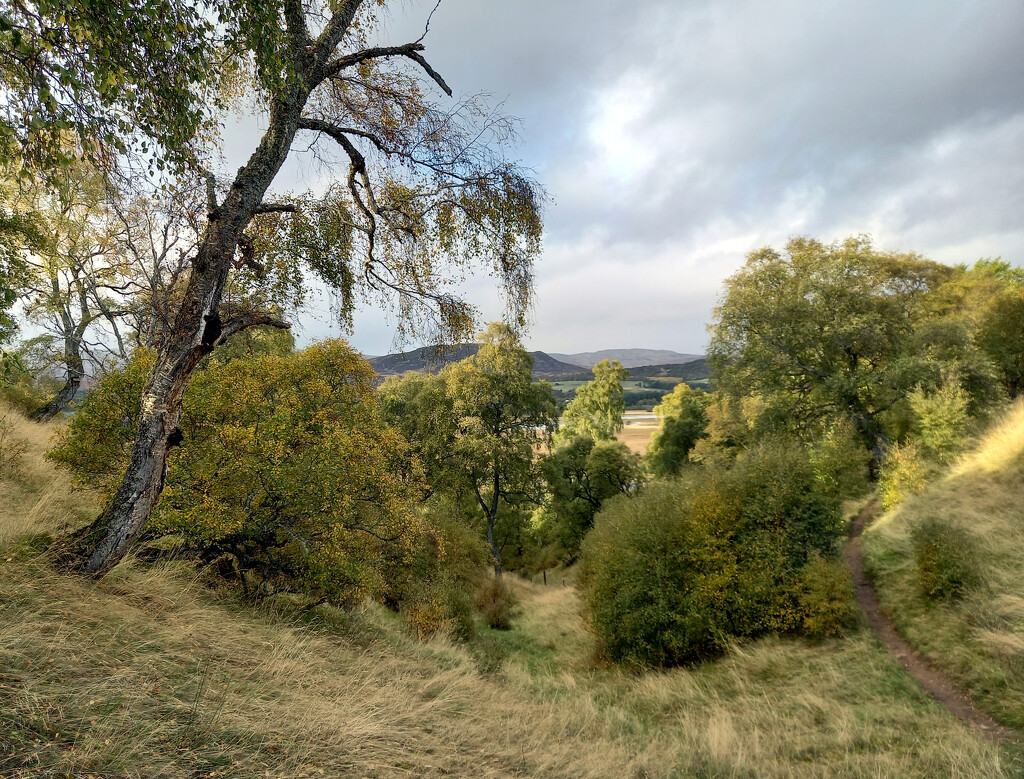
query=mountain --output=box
[548,349,703,369]
[368,344,583,379]
[559,359,710,383]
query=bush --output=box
[579,442,843,666]
[0,414,27,477]
[879,441,927,511]
[909,381,970,463]
[405,580,476,641]
[50,342,427,608]
[808,418,871,500]
[911,517,980,601]
[475,578,517,630]
[797,556,856,639]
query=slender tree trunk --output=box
[487,470,502,578]
[35,339,84,421]
[71,98,309,576]
[487,511,503,579]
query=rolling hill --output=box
[547,349,704,369]
[368,344,584,379]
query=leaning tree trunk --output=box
[73,98,307,576]
[35,337,84,422]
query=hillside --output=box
[548,349,703,369]
[368,345,583,379]
[1,405,1021,777]
[862,400,1024,729]
[560,359,710,384]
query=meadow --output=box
[2,404,1023,777]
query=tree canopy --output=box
[556,359,627,444]
[380,323,557,577]
[13,0,548,575]
[709,236,1000,461]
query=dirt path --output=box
[845,500,1019,742]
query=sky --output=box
[227,0,1024,356]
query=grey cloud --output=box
[290,0,1024,354]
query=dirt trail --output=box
[845,500,1019,742]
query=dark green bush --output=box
[911,517,980,601]
[579,442,843,666]
[475,578,518,630]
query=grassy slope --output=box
[863,399,1024,730]
[1,405,1022,777]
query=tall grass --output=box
[0,402,1020,776]
[863,398,1024,728]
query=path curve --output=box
[845,500,1019,742]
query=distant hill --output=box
[368,344,583,379]
[548,349,703,369]
[558,359,710,384]
[627,359,709,382]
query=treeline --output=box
[12,235,1024,666]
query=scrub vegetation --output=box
[0,1,1022,771]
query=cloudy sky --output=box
[242,0,1024,356]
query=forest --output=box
[1,0,1023,776]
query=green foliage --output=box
[808,418,871,499]
[48,348,156,498]
[708,236,998,461]
[539,434,643,560]
[646,382,709,476]
[797,556,857,639]
[555,359,627,444]
[879,442,927,511]
[50,340,426,607]
[908,381,970,462]
[475,578,517,630]
[405,579,477,642]
[380,323,557,575]
[0,0,227,172]
[977,288,1024,398]
[579,442,843,666]
[911,517,980,601]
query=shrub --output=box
[50,342,427,608]
[405,580,476,641]
[579,442,843,666]
[879,441,927,511]
[797,556,856,639]
[808,418,871,500]
[911,517,980,601]
[0,415,27,477]
[909,381,970,463]
[475,578,517,630]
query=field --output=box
[615,410,660,454]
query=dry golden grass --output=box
[0,403,97,544]
[615,414,659,455]
[863,398,1024,729]
[1,402,1021,776]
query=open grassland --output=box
[863,399,1024,730]
[616,411,659,455]
[1,404,1022,777]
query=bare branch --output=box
[322,42,453,96]
[253,203,299,215]
[217,313,292,344]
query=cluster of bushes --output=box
[578,443,853,666]
[49,336,522,642]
